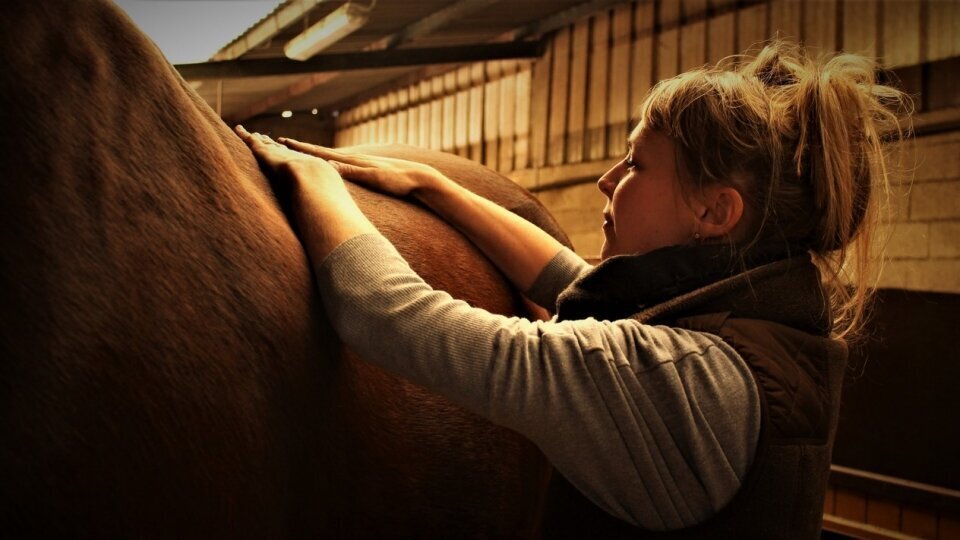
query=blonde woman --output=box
[238,41,909,537]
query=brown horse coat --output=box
[0,1,568,536]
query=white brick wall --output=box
[879,130,960,293]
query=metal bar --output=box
[176,41,544,80]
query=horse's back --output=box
[0,0,558,536]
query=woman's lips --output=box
[602,213,612,230]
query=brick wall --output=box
[881,131,960,293]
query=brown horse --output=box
[0,0,569,536]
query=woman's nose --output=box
[597,166,619,197]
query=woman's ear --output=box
[696,186,744,240]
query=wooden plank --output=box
[418,80,431,149]
[607,3,632,158]
[361,120,371,145]
[377,115,387,144]
[468,63,485,162]
[395,88,408,146]
[939,514,960,540]
[430,75,444,150]
[408,83,420,147]
[927,57,960,111]
[417,102,429,148]
[514,66,531,171]
[657,27,680,80]
[629,1,655,123]
[901,506,937,538]
[659,0,682,29]
[823,514,919,539]
[769,0,802,42]
[926,0,960,62]
[866,497,901,531]
[707,11,736,66]
[882,0,921,68]
[843,0,878,58]
[442,71,456,152]
[547,27,570,167]
[442,93,455,151]
[567,19,589,164]
[657,0,681,78]
[824,484,836,515]
[396,109,407,145]
[737,2,769,56]
[483,60,501,169]
[530,40,552,169]
[682,0,708,21]
[835,488,868,522]
[357,101,368,124]
[498,66,517,172]
[680,19,706,72]
[386,112,397,144]
[803,0,837,54]
[454,66,470,156]
[587,10,610,162]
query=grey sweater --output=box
[314,233,761,531]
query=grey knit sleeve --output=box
[524,246,593,310]
[314,233,761,531]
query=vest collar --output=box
[555,242,831,335]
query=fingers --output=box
[329,160,375,182]
[235,124,252,142]
[279,137,376,168]
[235,125,282,148]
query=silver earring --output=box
[693,232,701,241]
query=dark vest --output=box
[541,245,848,539]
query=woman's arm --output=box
[278,138,583,293]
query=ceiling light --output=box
[284,2,372,61]
[281,110,293,118]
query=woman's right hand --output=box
[277,137,444,198]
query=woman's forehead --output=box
[627,126,670,153]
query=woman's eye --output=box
[624,156,637,170]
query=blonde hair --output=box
[637,40,912,341]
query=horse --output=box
[0,0,569,536]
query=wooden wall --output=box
[331,0,960,272]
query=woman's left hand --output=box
[235,125,379,260]
[235,125,340,185]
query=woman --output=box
[237,41,908,537]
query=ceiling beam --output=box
[218,0,502,121]
[175,41,544,79]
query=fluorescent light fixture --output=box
[284,2,371,61]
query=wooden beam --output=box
[176,41,545,80]
[830,465,960,515]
